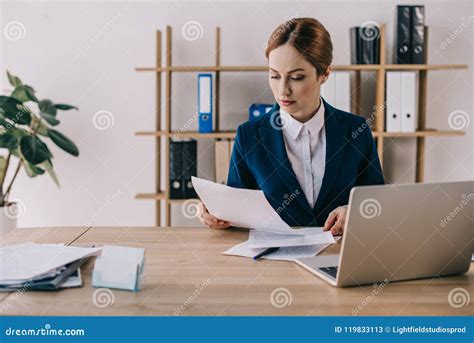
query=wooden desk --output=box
[1,226,472,316]
[0,226,90,246]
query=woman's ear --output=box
[319,66,332,84]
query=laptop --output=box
[296,181,474,287]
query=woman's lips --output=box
[280,100,296,106]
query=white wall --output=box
[0,0,472,228]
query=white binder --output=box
[386,72,402,132]
[401,72,417,132]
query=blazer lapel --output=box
[313,99,347,211]
[258,104,314,216]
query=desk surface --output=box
[1,226,472,316]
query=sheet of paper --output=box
[264,244,332,261]
[0,242,101,283]
[248,228,335,249]
[222,240,332,262]
[192,176,311,235]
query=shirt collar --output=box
[280,99,325,140]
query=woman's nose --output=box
[279,79,291,97]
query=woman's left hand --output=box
[323,205,348,236]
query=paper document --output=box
[192,176,332,237]
[248,228,335,249]
[223,241,332,262]
[0,243,101,283]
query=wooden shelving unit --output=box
[135,24,468,227]
[135,129,464,139]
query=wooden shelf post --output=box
[215,27,221,132]
[415,26,429,183]
[165,25,172,226]
[155,30,162,227]
[374,24,386,168]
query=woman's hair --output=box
[265,17,333,77]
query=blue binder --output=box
[249,103,273,121]
[198,73,213,133]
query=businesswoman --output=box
[198,17,385,235]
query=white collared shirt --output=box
[280,100,326,209]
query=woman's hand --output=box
[198,202,231,230]
[323,205,348,236]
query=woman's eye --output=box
[270,75,280,79]
[291,76,305,81]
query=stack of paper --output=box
[247,230,335,248]
[0,242,101,291]
[192,176,339,261]
[223,229,339,261]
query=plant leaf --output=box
[38,99,57,116]
[39,112,60,126]
[24,162,45,178]
[55,103,78,111]
[20,135,52,164]
[6,70,22,88]
[41,159,59,187]
[0,96,32,125]
[47,129,79,156]
[30,116,49,136]
[11,85,38,103]
[6,128,28,142]
[0,133,18,150]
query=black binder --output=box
[361,32,373,64]
[170,140,197,199]
[350,25,380,64]
[364,24,380,64]
[396,5,411,64]
[182,140,197,199]
[350,27,362,64]
[410,5,425,64]
[169,141,184,199]
[372,26,381,64]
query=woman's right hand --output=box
[198,202,231,230]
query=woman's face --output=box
[268,43,328,121]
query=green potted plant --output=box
[0,70,79,235]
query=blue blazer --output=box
[227,98,385,227]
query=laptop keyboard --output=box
[319,266,338,278]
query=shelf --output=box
[169,198,199,203]
[135,193,165,200]
[383,64,468,71]
[135,64,467,73]
[137,66,268,72]
[135,195,199,203]
[135,129,463,139]
[136,131,237,139]
[135,65,385,72]
[382,130,464,137]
